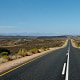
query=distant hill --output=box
[37,36,67,39]
[0,35,67,40]
[0,36,37,39]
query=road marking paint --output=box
[66,53,68,56]
[62,63,66,75]
[65,45,70,80]
[0,52,50,77]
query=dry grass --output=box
[0,38,67,64]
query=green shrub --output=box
[0,48,10,55]
[0,52,9,56]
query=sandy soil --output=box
[71,39,77,48]
[0,40,68,73]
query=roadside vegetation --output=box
[0,37,66,64]
[72,38,80,47]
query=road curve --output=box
[0,41,80,80]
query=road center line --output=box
[62,63,66,75]
[65,45,70,80]
[66,53,68,56]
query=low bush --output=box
[0,48,10,55]
[41,47,49,51]
[0,52,9,56]
[0,55,10,63]
[29,48,40,54]
[17,49,26,56]
[2,55,10,60]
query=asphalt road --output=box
[0,41,80,80]
[69,43,80,80]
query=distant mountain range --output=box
[0,32,65,36]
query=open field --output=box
[0,36,67,64]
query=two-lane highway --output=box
[0,40,80,80]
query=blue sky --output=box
[0,0,80,35]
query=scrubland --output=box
[0,37,66,64]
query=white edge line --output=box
[66,53,68,56]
